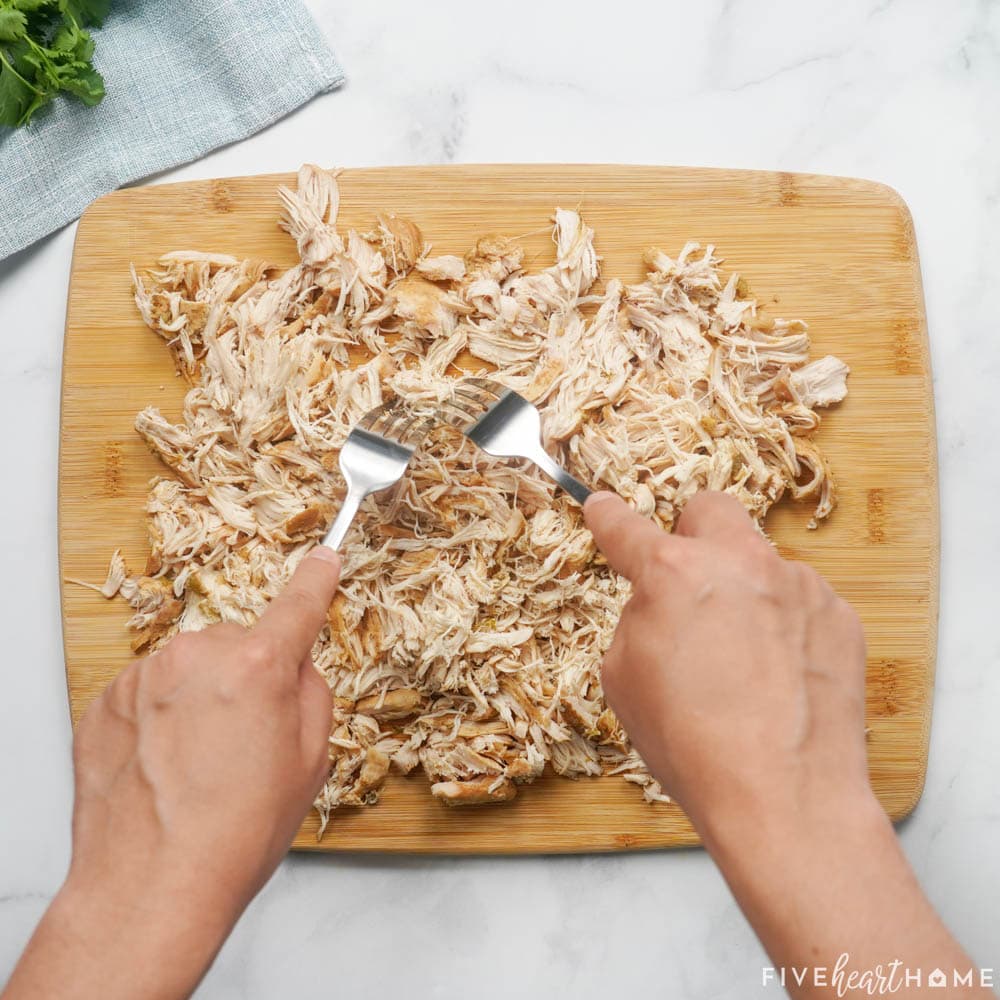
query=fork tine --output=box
[437,397,482,428]
[398,414,437,447]
[378,401,418,437]
[358,400,435,448]
[384,409,421,444]
[453,384,499,408]
[464,377,504,398]
[359,401,399,432]
[446,390,489,413]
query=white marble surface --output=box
[1,0,998,996]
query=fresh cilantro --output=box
[63,0,109,26]
[0,0,109,129]
[0,10,28,40]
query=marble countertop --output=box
[1,1,998,996]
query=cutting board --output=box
[60,165,937,853]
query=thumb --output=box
[254,546,342,662]
[584,491,675,581]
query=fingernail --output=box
[308,545,341,567]
[585,491,618,507]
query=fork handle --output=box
[321,485,369,550]
[527,446,592,507]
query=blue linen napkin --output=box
[0,1,344,261]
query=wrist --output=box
[692,770,888,875]
[694,775,908,956]
[42,868,235,1000]
[688,776,979,993]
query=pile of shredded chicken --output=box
[97,165,848,831]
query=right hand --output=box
[584,490,872,837]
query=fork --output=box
[439,378,592,506]
[321,400,433,549]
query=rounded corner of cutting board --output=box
[844,174,917,219]
[59,164,937,853]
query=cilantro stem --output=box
[0,48,45,97]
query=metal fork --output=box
[439,378,592,506]
[321,400,433,549]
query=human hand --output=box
[584,490,871,838]
[4,546,340,1000]
[583,491,991,999]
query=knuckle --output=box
[647,538,677,573]
[242,635,282,673]
[744,531,777,563]
[163,631,192,657]
[680,490,710,516]
[683,489,739,523]
[107,664,134,700]
[740,541,780,582]
[790,561,842,607]
[786,558,818,588]
[833,596,863,635]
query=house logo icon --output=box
[928,968,947,988]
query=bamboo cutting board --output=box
[60,165,937,853]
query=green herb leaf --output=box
[60,61,100,103]
[10,0,55,12]
[0,53,37,126]
[50,19,78,49]
[61,0,110,27]
[0,0,108,128]
[0,8,28,41]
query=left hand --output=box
[4,546,340,1000]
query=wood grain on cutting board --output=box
[59,165,937,853]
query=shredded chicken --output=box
[66,548,126,598]
[104,164,848,833]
